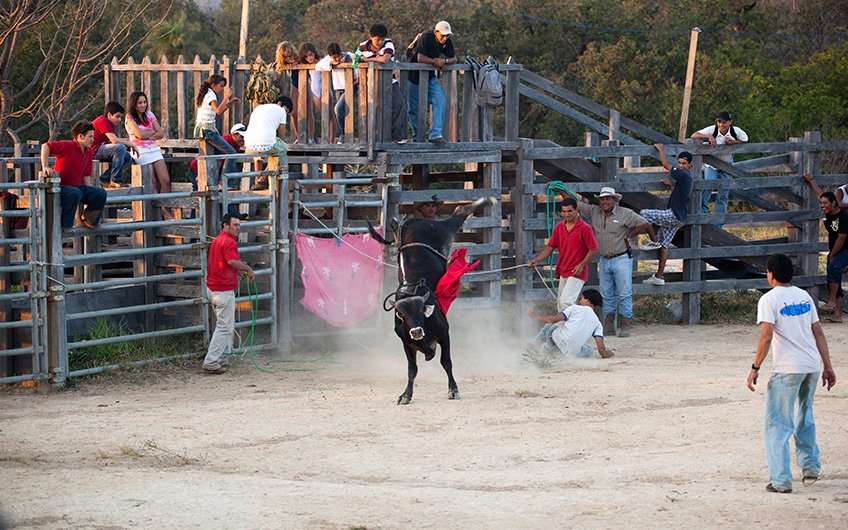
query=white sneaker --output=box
[643,274,665,286]
[639,241,663,251]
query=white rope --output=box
[534,265,558,300]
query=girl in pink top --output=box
[125,91,173,219]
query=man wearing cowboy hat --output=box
[577,187,652,337]
[414,194,443,219]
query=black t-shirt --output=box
[666,167,692,221]
[409,31,455,84]
[824,209,848,250]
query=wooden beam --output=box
[678,28,701,141]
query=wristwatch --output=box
[751,363,760,371]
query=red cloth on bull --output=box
[435,248,480,315]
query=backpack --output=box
[245,63,279,104]
[712,124,739,140]
[465,56,503,107]
[405,32,423,62]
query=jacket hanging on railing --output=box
[295,231,385,327]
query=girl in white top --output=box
[194,75,239,183]
[124,91,173,220]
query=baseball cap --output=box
[435,21,453,35]
[715,111,732,121]
[230,123,246,135]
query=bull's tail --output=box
[367,219,394,246]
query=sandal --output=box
[824,315,843,324]
[802,474,818,486]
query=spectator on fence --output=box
[91,101,134,189]
[274,41,301,141]
[189,123,245,184]
[413,194,442,219]
[407,20,456,145]
[690,111,748,214]
[203,213,254,374]
[747,253,836,493]
[639,144,694,286]
[299,42,321,142]
[524,289,613,367]
[316,43,354,144]
[124,91,174,220]
[244,95,293,190]
[813,190,848,322]
[803,173,848,208]
[194,74,240,181]
[359,23,409,143]
[528,197,598,311]
[576,187,652,337]
[40,121,107,229]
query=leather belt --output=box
[602,250,630,259]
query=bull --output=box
[369,196,495,405]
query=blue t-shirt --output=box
[667,167,692,221]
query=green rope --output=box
[543,181,579,282]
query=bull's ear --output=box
[424,304,435,318]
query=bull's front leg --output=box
[398,343,418,405]
[438,334,460,400]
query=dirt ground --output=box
[2,322,848,529]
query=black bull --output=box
[369,197,495,405]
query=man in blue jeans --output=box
[407,20,456,144]
[690,111,748,214]
[91,101,135,188]
[40,121,107,228]
[814,190,848,322]
[747,253,837,493]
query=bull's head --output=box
[393,295,436,341]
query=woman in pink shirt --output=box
[125,91,173,219]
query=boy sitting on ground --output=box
[525,289,613,367]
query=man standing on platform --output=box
[577,187,651,337]
[528,197,598,311]
[203,214,254,374]
[407,20,456,145]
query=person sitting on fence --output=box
[40,121,107,229]
[194,74,240,181]
[299,42,321,142]
[203,213,254,374]
[414,194,442,219]
[690,111,748,214]
[244,96,293,190]
[524,289,613,367]
[91,101,134,189]
[813,190,848,322]
[803,173,848,209]
[189,123,245,185]
[124,91,174,220]
[274,41,301,141]
[528,197,599,311]
[359,23,409,143]
[639,144,694,286]
[316,43,355,144]
[407,20,456,145]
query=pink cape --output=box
[435,248,480,315]
[296,231,385,327]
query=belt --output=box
[602,250,630,259]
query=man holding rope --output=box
[203,213,254,374]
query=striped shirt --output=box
[358,38,395,59]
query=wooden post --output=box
[0,166,9,375]
[787,136,803,247]
[608,108,620,141]
[801,131,822,300]
[159,56,170,138]
[358,65,368,145]
[461,70,475,142]
[445,70,459,142]
[416,71,428,143]
[344,68,355,143]
[513,140,536,336]
[600,139,620,182]
[681,151,703,324]
[238,0,250,59]
[141,56,152,100]
[482,161,502,303]
[271,156,292,353]
[297,69,308,144]
[677,27,701,142]
[197,152,217,344]
[131,165,157,331]
[504,69,520,142]
[176,55,187,140]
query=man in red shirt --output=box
[92,101,135,188]
[528,197,598,310]
[203,213,254,373]
[40,121,108,228]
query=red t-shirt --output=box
[47,140,94,187]
[91,114,115,152]
[190,134,241,174]
[207,231,241,291]
[547,218,598,281]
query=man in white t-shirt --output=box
[747,253,837,494]
[691,111,749,214]
[244,96,293,156]
[525,289,613,366]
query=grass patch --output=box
[69,318,203,372]
[633,290,761,325]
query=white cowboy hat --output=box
[596,186,622,200]
[230,123,247,135]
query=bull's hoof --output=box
[397,395,412,405]
[448,389,461,400]
[424,351,435,361]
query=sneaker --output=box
[101,181,121,190]
[643,274,665,286]
[802,472,819,486]
[639,240,663,251]
[765,483,792,494]
[394,138,409,145]
[429,136,447,145]
[336,137,344,145]
[203,363,227,374]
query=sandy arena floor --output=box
[1,323,847,529]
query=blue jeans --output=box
[599,254,633,319]
[201,129,237,186]
[406,77,446,140]
[702,166,729,214]
[825,250,848,297]
[94,143,133,184]
[60,185,107,228]
[334,90,347,136]
[765,372,821,490]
